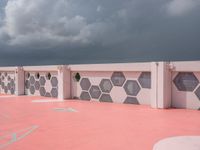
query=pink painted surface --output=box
[0,95,200,150]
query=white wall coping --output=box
[23,65,59,72]
[69,62,151,72]
[0,67,17,72]
[171,61,200,72]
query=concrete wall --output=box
[0,61,200,110]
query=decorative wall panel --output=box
[72,71,151,105]
[0,72,15,95]
[25,72,58,98]
[172,72,200,110]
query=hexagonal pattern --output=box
[4,86,8,93]
[51,77,58,87]
[34,81,40,90]
[7,76,11,81]
[99,94,112,103]
[51,88,58,98]
[89,85,101,99]
[30,76,35,85]
[138,72,151,89]
[80,91,91,101]
[80,78,91,90]
[25,80,30,89]
[7,83,11,90]
[39,87,46,96]
[123,80,141,96]
[124,97,139,105]
[111,72,126,86]
[173,72,199,91]
[45,92,51,97]
[10,79,15,87]
[39,76,46,86]
[30,86,35,94]
[10,88,15,94]
[195,86,200,100]
[99,79,113,93]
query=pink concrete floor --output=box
[0,95,200,150]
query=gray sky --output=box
[0,0,200,66]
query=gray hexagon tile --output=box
[80,78,91,91]
[1,82,5,89]
[45,92,51,97]
[111,72,126,86]
[195,86,200,100]
[89,85,101,99]
[30,86,35,94]
[51,88,58,98]
[30,76,35,85]
[34,81,40,90]
[39,76,46,86]
[51,77,58,87]
[123,80,141,96]
[173,72,199,91]
[39,87,46,96]
[7,83,11,90]
[4,86,8,93]
[138,72,151,89]
[99,79,113,93]
[25,80,30,89]
[124,97,139,105]
[99,94,113,103]
[80,91,91,101]
[10,79,15,87]
[10,88,15,94]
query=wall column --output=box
[15,67,25,95]
[151,62,172,108]
[57,65,71,99]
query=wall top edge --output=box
[0,61,200,72]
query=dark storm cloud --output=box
[0,0,200,66]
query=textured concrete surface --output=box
[0,94,200,150]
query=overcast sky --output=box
[0,0,200,66]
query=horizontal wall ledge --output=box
[0,67,18,71]
[23,65,59,72]
[171,61,200,72]
[69,63,151,72]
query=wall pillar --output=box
[15,67,24,95]
[151,62,172,109]
[57,65,71,99]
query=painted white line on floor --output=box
[32,99,64,103]
[153,136,200,150]
[0,95,17,98]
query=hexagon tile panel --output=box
[25,72,58,98]
[111,72,126,86]
[0,72,15,95]
[89,85,101,99]
[99,94,113,103]
[138,72,151,89]
[99,79,113,93]
[173,72,199,92]
[194,86,200,100]
[80,78,91,90]
[124,97,139,105]
[80,91,91,101]
[77,71,151,105]
[123,80,141,96]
